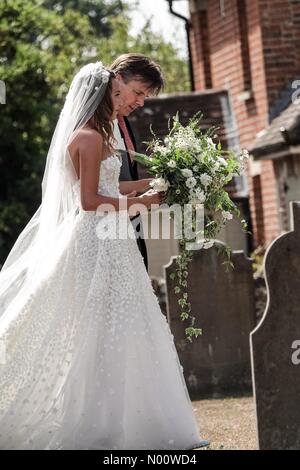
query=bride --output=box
[0,61,208,450]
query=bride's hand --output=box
[143,178,154,191]
[124,190,137,197]
[135,178,154,194]
[139,189,165,208]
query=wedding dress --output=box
[0,153,207,450]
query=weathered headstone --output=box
[165,241,256,398]
[250,201,300,450]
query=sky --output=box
[127,0,190,57]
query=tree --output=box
[42,0,125,37]
[41,0,190,92]
[0,0,98,262]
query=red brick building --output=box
[188,0,300,248]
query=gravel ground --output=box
[192,395,258,450]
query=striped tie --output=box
[117,115,135,157]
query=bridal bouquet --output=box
[134,113,249,342]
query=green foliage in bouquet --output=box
[134,113,249,342]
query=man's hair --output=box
[110,53,164,96]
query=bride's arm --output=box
[119,179,153,195]
[78,132,160,213]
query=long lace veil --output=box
[0,62,111,324]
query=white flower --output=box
[176,189,181,195]
[181,169,193,178]
[207,137,216,149]
[101,73,109,84]
[195,188,206,203]
[203,240,214,249]
[150,177,170,192]
[175,139,190,151]
[200,173,212,187]
[167,160,176,168]
[173,127,202,153]
[193,165,199,172]
[240,149,250,160]
[218,157,227,166]
[222,210,233,220]
[189,189,206,204]
[186,177,197,189]
[153,143,168,156]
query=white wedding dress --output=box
[0,154,205,450]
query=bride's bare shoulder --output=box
[68,127,103,156]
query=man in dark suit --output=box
[111,54,164,272]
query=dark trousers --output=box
[130,218,148,272]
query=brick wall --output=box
[189,0,298,248]
[259,0,300,114]
[190,10,208,90]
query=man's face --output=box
[116,75,152,117]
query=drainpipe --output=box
[167,0,195,91]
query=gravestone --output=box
[165,241,256,398]
[250,201,300,450]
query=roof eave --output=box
[251,144,300,161]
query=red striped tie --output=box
[117,115,135,156]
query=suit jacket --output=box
[114,117,149,272]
